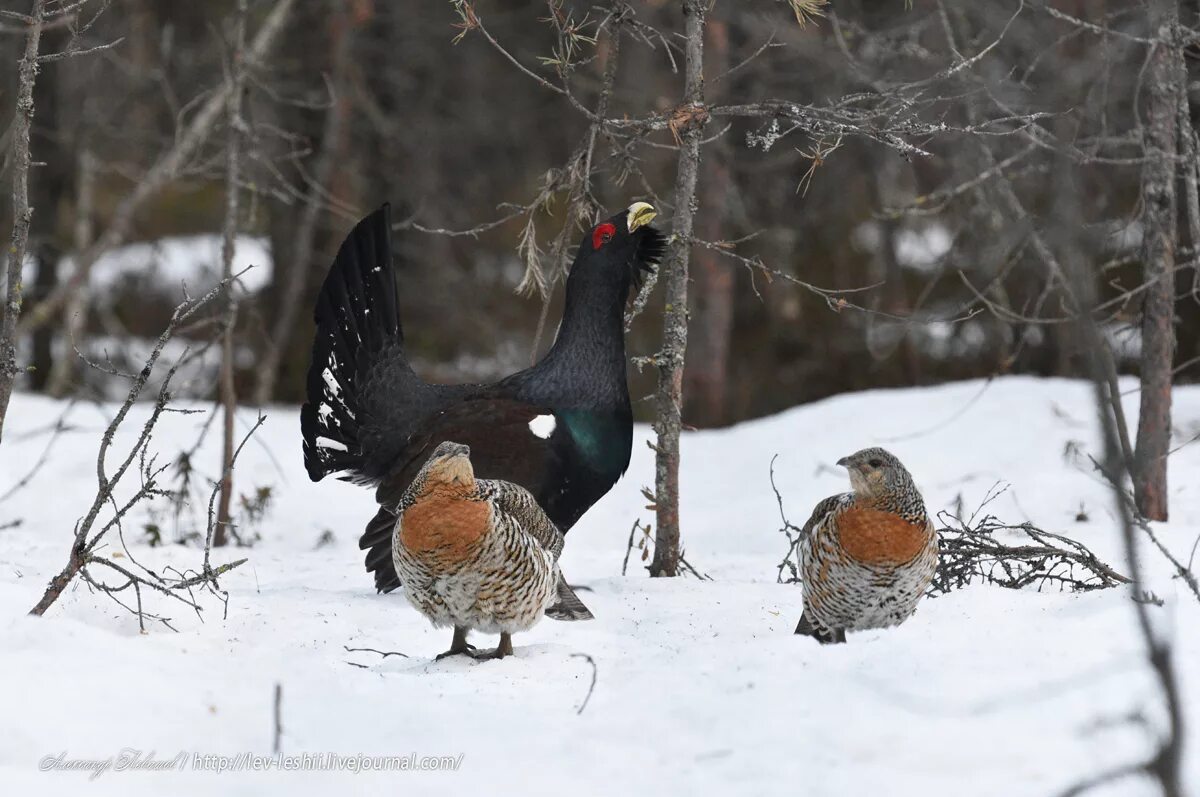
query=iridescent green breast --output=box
[556,409,633,478]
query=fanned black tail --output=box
[300,204,401,483]
[362,506,402,593]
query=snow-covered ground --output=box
[0,377,1197,796]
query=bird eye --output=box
[868,458,883,468]
[592,223,617,250]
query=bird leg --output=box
[435,626,476,660]
[466,632,514,661]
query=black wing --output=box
[360,398,568,592]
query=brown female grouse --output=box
[392,441,592,660]
[794,447,938,644]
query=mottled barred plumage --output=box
[392,442,593,660]
[795,447,938,645]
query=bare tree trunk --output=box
[1134,0,1183,522]
[1066,157,1187,797]
[24,17,69,396]
[253,0,356,405]
[214,0,249,548]
[865,155,921,382]
[47,148,95,397]
[651,0,708,578]
[0,0,46,444]
[683,19,732,428]
[28,247,57,392]
[17,0,296,337]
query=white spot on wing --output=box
[528,414,556,439]
[321,366,341,397]
[316,436,348,452]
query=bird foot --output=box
[434,643,477,661]
[435,626,478,660]
[463,632,514,661]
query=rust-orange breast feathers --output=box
[399,486,491,561]
[835,507,930,566]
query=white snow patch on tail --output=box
[528,414,556,439]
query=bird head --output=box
[569,201,666,304]
[837,447,914,500]
[419,441,476,490]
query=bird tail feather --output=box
[300,204,403,483]
[794,612,846,644]
[546,574,594,621]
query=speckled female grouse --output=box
[794,447,938,644]
[392,441,592,660]
[301,202,664,592]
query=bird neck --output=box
[855,485,927,524]
[532,272,630,405]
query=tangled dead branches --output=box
[930,508,1129,596]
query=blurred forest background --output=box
[1,0,1198,430]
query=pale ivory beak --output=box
[627,202,657,232]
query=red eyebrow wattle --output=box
[592,223,616,250]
